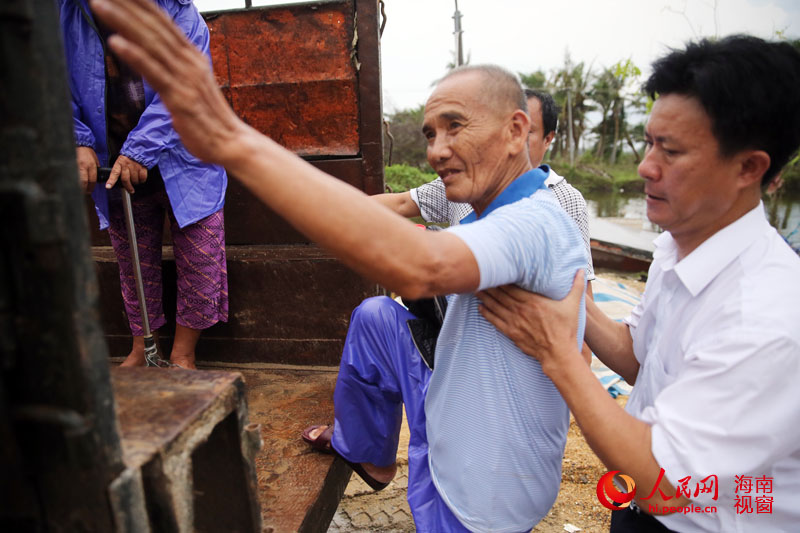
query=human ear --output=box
[738,150,771,189]
[543,131,555,151]
[508,110,531,156]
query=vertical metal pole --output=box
[121,191,150,338]
[121,190,161,366]
[567,86,575,166]
[453,0,463,67]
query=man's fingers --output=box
[479,286,516,307]
[568,269,586,302]
[477,289,520,335]
[476,289,507,317]
[478,299,509,331]
[498,283,536,304]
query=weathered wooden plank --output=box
[236,367,350,533]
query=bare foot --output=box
[169,354,197,370]
[170,324,201,369]
[119,349,146,367]
[119,334,160,367]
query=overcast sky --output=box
[193,0,799,113]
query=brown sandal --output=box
[301,424,334,453]
[301,423,391,491]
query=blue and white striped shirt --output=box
[425,187,587,532]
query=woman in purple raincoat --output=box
[60,0,228,368]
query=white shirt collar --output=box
[654,202,771,297]
[543,166,563,187]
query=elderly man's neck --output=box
[471,159,533,218]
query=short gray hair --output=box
[439,64,528,115]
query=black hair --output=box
[644,34,800,185]
[524,88,559,137]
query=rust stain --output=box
[205,4,359,155]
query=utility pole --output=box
[453,0,464,67]
[567,84,575,166]
[565,53,575,166]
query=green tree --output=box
[589,67,616,160]
[608,59,641,164]
[519,69,547,90]
[549,52,593,164]
[588,59,643,164]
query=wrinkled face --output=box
[422,72,511,207]
[526,97,555,167]
[639,93,742,245]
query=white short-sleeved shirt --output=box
[425,185,587,533]
[410,166,595,280]
[624,203,800,532]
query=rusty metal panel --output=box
[205,2,359,156]
[353,0,385,196]
[223,159,366,245]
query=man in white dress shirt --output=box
[478,35,800,532]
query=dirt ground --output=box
[329,270,645,532]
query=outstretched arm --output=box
[371,191,422,219]
[89,0,476,299]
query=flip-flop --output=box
[302,424,334,453]
[301,423,391,491]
